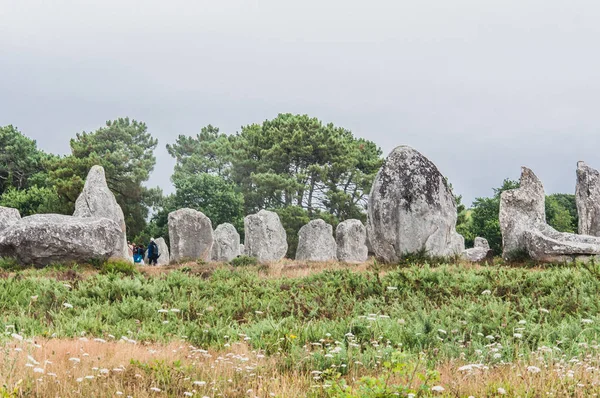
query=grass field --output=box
[2,258,600,397]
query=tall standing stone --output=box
[296,219,337,262]
[244,210,287,262]
[576,161,600,236]
[499,167,546,258]
[155,237,170,265]
[366,146,465,263]
[0,206,21,233]
[211,223,241,262]
[336,219,368,264]
[168,208,213,262]
[73,165,129,260]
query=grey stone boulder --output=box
[336,219,368,264]
[145,237,171,265]
[0,214,122,266]
[499,167,547,258]
[501,167,600,262]
[211,223,241,262]
[296,219,337,262]
[244,210,287,262]
[168,208,213,262]
[366,145,465,263]
[576,161,600,236]
[73,165,129,260]
[154,237,170,265]
[239,244,245,255]
[462,237,493,262]
[0,206,21,233]
[524,223,600,263]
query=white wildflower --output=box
[514,333,523,339]
[431,385,445,392]
[150,387,161,392]
[498,387,506,394]
[63,302,73,309]
[11,333,23,341]
[527,366,541,374]
[582,318,594,324]
[33,367,44,373]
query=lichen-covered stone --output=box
[74,165,129,260]
[0,206,21,233]
[576,161,600,236]
[296,219,337,262]
[244,210,287,262]
[336,219,368,263]
[499,167,546,258]
[155,237,170,265]
[211,223,241,262]
[462,237,492,262]
[501,167,600,262]
[366,145,464,262]
[0,214,122,266]
[168,208,213,262]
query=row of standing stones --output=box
[1,146,600,266]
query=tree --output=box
[546,194,577,233]
[0,125,49,194]
[229,114,383,217]
[48,118,159,237]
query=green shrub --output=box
[100,260,139,276]
[0,257,20,271]
[230,255,258,267]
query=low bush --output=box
[230,255,258,267]
[100,260,139,276]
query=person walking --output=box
[147,238,159,266]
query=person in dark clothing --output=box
[147,238,159,266]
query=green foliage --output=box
[230,255,258,267]
[48,118,159,237]
[468,179,520,254]
[0,186,66,216]
[99,260,139,276]
[0,125,49,195]
[546,193,578,233]
[0,257,20,271]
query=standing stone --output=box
[211,223,241,262]
[0,214,122,266]
[168,208,213,262]
[239,244,245,255]
[73,165,129,260]
[576,161,600,236]
[155,237,170,265]
[499,167,546,258]
[336,219,368,263]
[462,237,492,262]
[244,210,287,262]
[296,219,337,262]
[366,145,465,263]
[0,206,21,233]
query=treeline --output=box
[0,114,579,256]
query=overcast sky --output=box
[1,0,599,206]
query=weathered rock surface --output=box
[0,214,122,266]
[336,219,368,263]
[73,165,129,260]
[499,167,547,258]
[0,206,21,233]
[576,161,600,236]
[296,219,337,262]
[168,208,213,262]
[500,167,600,262]
[366,145,465,262]
[211,223,241,262]
[155,237,170,265]
[244,210,287,262]
[462,237,492,262]
[239,244,245,255]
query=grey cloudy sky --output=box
[1,0,599,205]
